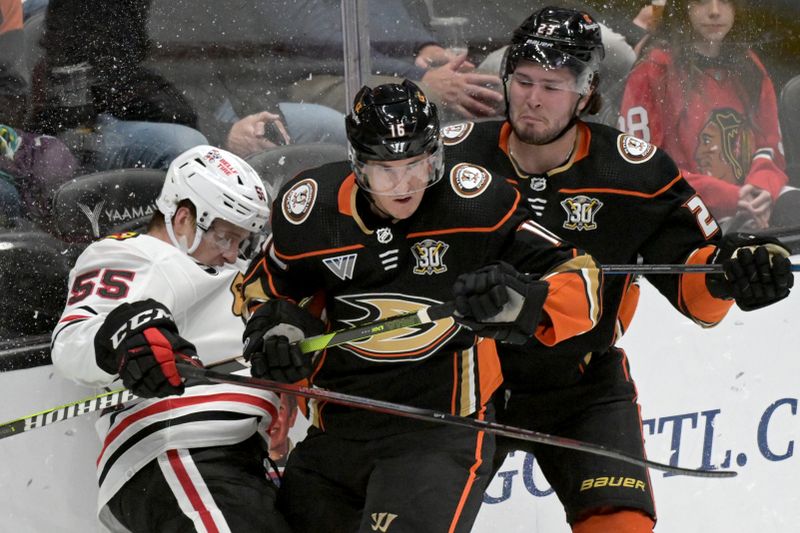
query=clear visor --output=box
[510,42,595,95]
[353,144,444,197]
[200,222,265,261]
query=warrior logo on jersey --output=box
[323,253,358,281]
[441,122,474,146]
[450,163,492,198]
[411,239,449,275]
[376,227,393,244]
[617,134,657,164]
[561,195,603,231]
[282,178,317,225]
[335,293,459,362]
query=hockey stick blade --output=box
[601,263,800,275]
[179,365,737,479]
[0,303,458,439]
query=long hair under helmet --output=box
[345,79,444,196]
[156,145,270,257]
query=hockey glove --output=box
[243,300,325,383]
[706,232,794,311]
[452,261,549,345]
[94,299,201,398]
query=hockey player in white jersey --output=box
[51,145,293,532]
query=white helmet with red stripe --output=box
[156,145,269,254]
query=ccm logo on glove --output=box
[111,307,175,349]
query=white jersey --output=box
[50,232,279,513]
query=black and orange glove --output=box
[95,299,201,398]
[706,233,794,311]
[452,261,549,345]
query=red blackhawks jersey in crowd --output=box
[241,160,601,439]
[50,233,279,515]
[619,48,788,219]
[441,120,734,392]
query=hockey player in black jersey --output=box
[239,80,604,533]
[440,6,794,533]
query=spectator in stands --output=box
[265,0,505,120]
[26,0,206,171]
[619,0,793,230]
[0,123,78,226]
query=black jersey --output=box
[242,160,601,438]
[442,120,734,392]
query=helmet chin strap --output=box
[165,214,203,255]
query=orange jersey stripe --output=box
[448,405,487,533]
[273,242,365,261]
[407,189,521,238]
[560,174,683,199]
[476,338,502,407]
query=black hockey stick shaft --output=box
[601,263,800,275]
[179,365,736,479]
[0,302,458,439]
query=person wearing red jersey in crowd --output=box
[619,0,793,229]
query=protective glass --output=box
[352,144,444,196]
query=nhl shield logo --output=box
[376,227,393,244]
[530,176,547,192]
[560,195,603,231]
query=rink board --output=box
[0,280,797,532]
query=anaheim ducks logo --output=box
[441,122,474,146]
[282,178,318,225]
[335,293,460,362]
[450,163,492,198]
[617,134,657,164]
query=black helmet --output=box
[346,80,444,195]
[346,79,441,161]
[503,6,605,92]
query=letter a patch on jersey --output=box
[323,253,357,280]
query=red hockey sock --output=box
[572,509,655,533]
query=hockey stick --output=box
[178,365,736,479]
[0,302,457,439]
[601,263,800,275]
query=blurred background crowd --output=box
[1,0,799,341]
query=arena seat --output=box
[50,168,166,244]
[0,230,71,343]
